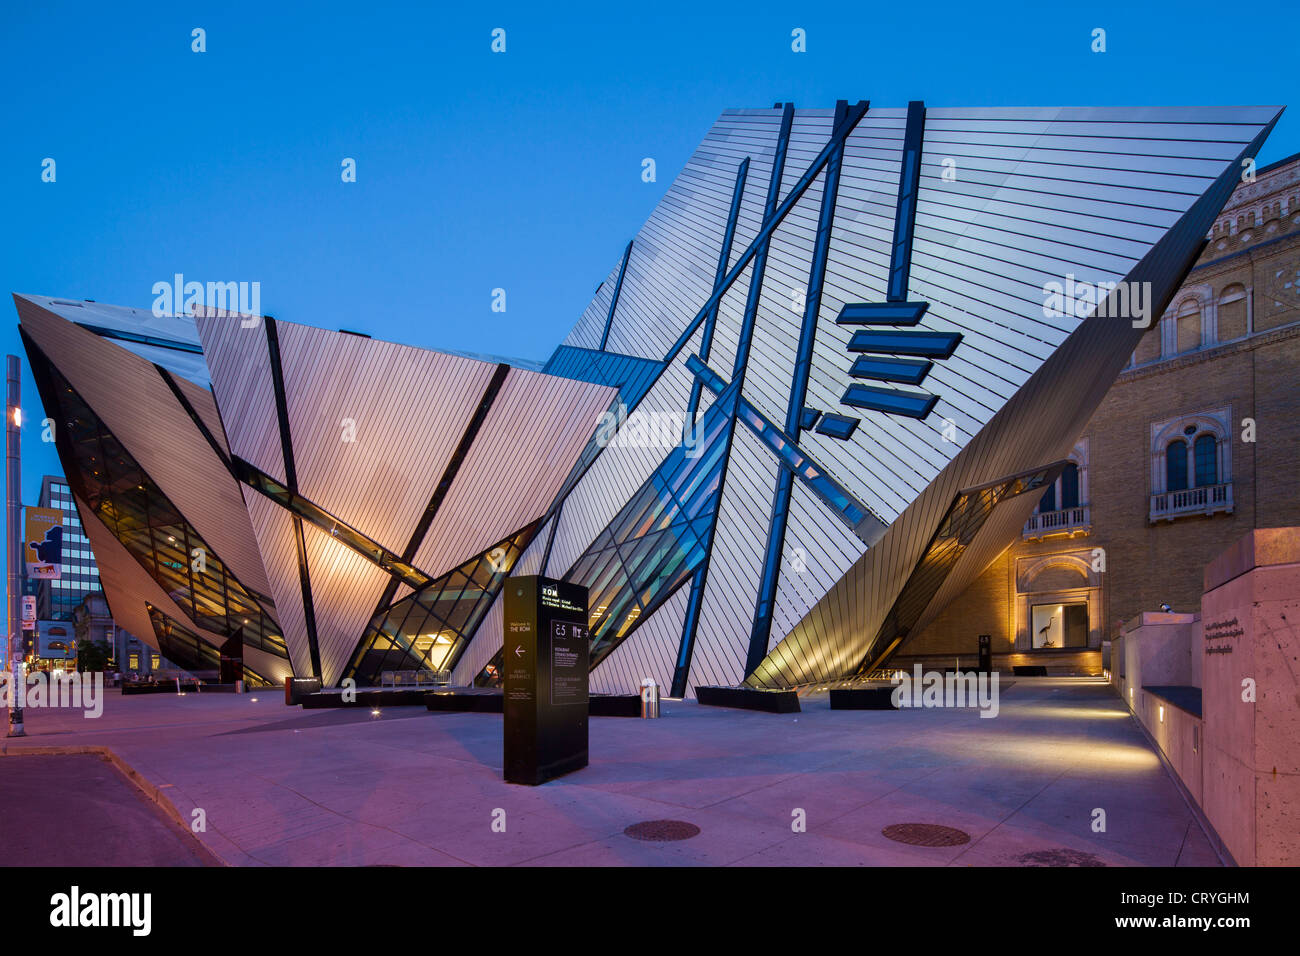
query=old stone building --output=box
[903,153,1300,674]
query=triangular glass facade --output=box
[342,521,542,685]
[564,383,737,668]
[146,603,272,687]
[27,342,288,662]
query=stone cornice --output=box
[1119,320,1300,385]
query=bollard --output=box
[640,678,660,718]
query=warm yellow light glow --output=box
[1024,705,1130,721]
[1158,705,1165,722]
[10,406,20,427]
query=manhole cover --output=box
[1018,848,1105,867]
[624,820,701,842]
[881,823,971,847]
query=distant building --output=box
[32,619,75,672]
[36,474,101,620]
[72,592,172,678]
[36,474,170,675]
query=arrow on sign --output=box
[514,646,525,659]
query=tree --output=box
[76,639,111,673]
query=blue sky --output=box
[1,0,1297,501]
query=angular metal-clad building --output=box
[15,101,1283,696]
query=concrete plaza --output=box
[0,678,1221,866]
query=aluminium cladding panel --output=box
[542,347,663,410]
[242,643,293,686]
[562,261,620,351]
[16,294,212,387]
[195,314,288,484]
[513,516,553,577]
[703,261,755,392]
[450,589,504,685]
[753,109,1281,686]
[589,580,690,696]
[904,474,1046,645]
[17,298,275,600]
[793,109,951,525]
[685,422,779,692]
[740,167,828,425]
[243,492,315,678]
[447,515,553,681]
[300,521,393,686]
[169,371,231,456]
[409,369,615,581]
[799,106,1271,530]
[544,329,704,578]
[767,476,868,657]
[274,320,497,560]
[601,110,787,360]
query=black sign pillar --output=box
[977,634,992,674]
[503,576,589,785]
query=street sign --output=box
[503,575,589,785]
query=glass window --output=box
[342,521,543,685]
[1038,483,1056,513]
[1166,440,1188,492]
[1031,602,1088,649]
[1194,434,1217,486]
[1060,463,1079,509]
[36,362,287,660]
[561,393,733,668]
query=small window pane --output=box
[1194,435,1218,486]
[1060,463,1080,509]
[1166,440,1189,492]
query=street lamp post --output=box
[7,354,24,736]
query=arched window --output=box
[1060,462,1080,509]
[1166,439,1189,492]
[1175,299,1201,353]
[1038,482,1056,513]
[1217,283,1248,341]
[1194,434,1218,486]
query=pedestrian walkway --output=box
[0,678,1220,867]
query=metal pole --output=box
[7,354,24,736]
